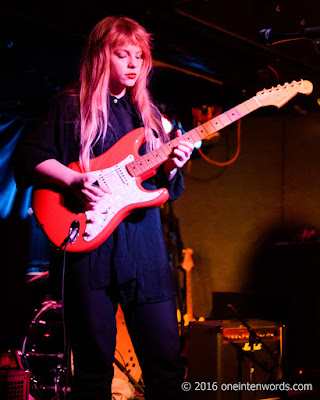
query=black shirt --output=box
[14,91,184,303]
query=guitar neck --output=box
[185,270,194,320]
[126,96,261,177]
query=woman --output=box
[15,16,193,400]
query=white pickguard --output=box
[83,155,164,242]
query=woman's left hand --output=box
[164,130,194,180]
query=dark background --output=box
[1,0,320,389]
[1,0,320,116]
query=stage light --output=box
[161,115,173,134]
[161,112,203,150]
[175,120,202,148]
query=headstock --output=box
[182,248,194,272]
[255,80,313,108]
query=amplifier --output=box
[222,321,283,343]
[186,319,285,400]
[0,351,30,400]
[0,369,30,400]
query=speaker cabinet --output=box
[186,320,285,400]
[0,369,30,400]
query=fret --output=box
[145,150,159,166]
[127,159,143,177]
[153,147,167,164]
[151,147,163,163]
[131,141,173,177]
[235,102,252,117]
[217,112,233,127]
[140,152,155,169]
[226,107,241,122]
[167,138,178,149]
[190,127,204,142]
[184,132,197,144]
[199,121,216,139]
[166,143,173,155]
[134,160,144,174]
[193,125,208,140]
[139,155,154,172]
[134,158,147,173]
[159,143,172,158]
[209,117,224,132]
[203,120,216,135]
[244,98,260,112]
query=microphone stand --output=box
[227,304,278,362]
[226,304,283,397]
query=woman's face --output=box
[109,43,143,96]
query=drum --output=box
[22,301,142,398]
[22,300,67,398]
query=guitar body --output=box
[32,128,169,252]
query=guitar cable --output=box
[59,221,80,400]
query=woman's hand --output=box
[34,159,109,210]
[164,130,194,180]
[70,173,109,210]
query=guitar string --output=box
[91,84,299,183]
[84,84,297,230]
[92,99,255,182]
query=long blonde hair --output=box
[78,16,166,171]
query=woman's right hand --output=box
[70,172,109,210]
[34,159,110,211]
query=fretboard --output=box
[126,96,261,178]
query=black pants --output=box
[64,259,185,400]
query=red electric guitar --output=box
[32,80,313,252]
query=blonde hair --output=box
[78,16,166,171]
